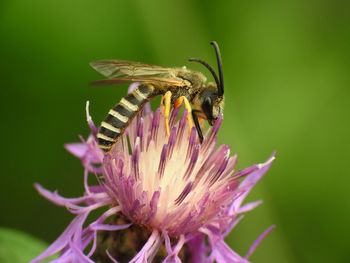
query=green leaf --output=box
[0,227,50,263]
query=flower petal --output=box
[237,200,263,214]
[129,230,161,263]
[230,154,275,214]
[245,225,275,259]
[187,234,208,263]
[30,212,89,263]
[65,143,88,159]
[34,183,110,211]
[202,227,249,263]
[162,233,185,263]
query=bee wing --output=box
[91,77,186,87]
[90,60,187,87]
[90,60,172,78]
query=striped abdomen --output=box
[97,84,155,152]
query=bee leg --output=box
[160,94,165,111]
[163,91,172,136]
[174,96,194,133]
[192,111,204,143]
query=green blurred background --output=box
[1,0,349,262]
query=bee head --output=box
[200,87,224,125]
[189,41,224,126]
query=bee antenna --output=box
[210,41,224,96]
[188,58,221,91]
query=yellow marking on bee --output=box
[101,121,121,133]
[108,109,129,123]
[98,144,111,150]
[97,133,115,142]
[133,89,148,100]
[120,98,139,112]
[174,96,194,132]
[163,91,172,136]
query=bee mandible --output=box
[91,41,225,152]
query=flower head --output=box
[32,87,274,263]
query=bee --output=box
[91,41,225,152]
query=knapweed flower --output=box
[32,86,275,263]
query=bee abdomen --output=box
[97,84,155,152]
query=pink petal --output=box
[65,143,88,159]
[245,225,275,259]
[231,154,275,213]
[30,212,89,263]
[129,230,161,263]
[162,233,185,263]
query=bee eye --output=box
[202,97,213,119]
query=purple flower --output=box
[32,87,275,263]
